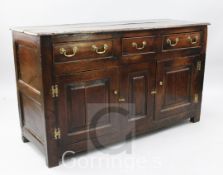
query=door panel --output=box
[120,62,155,134]
[164,67,191,107]
[155,56,198,120]
[131,74,147,117]
[57,69,119,147]
[66,79,110,133]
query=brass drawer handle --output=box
[188,36,198,45]
[60,46,78,58]
[132,41,147,50]
[92,44,108,55]
[166,38,179,47]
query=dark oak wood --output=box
[53,39,114,63]
[162,32,201,51]
[11,20,209,167]
[122,36,156,55]
[155,55,199,120]
[56,68,119,148]
[119,62,155,135]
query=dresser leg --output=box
[190,116,200,123]
[190,106,202,123]
[46,155,59,168]
[22,136,29,143]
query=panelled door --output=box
[119,62,156,136]
[155,55,200,120]
[57,68,119,151]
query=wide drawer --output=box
[53,39,114,63]
[122,36,156,55]
[163,32,201,51]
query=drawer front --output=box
[53,39,114,63]
[122,36,156,55]
[163,32,201,51]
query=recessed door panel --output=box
[57,69,118,147]
[66,79,110,133]
[155,56,199,120]
[129,73,148,118]
[163,67,191,108]
[120,62,155,134]
[129,72,148,117]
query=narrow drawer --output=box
[163,32,201,51]
[122,36,156,55]
[53,39,114,63]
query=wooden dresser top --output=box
[11,19,209,36]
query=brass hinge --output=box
[54,128,61,140]
[194,94,199,103]
[51,85,59,98]
[197,61,202,71]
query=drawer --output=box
[122,36,156,55]
[53,39,114,63]
[163,32,201,51]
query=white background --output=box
[0,0,223,174]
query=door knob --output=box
[151,90,157,95]
[113,90,118,95]
[118,98,126,102]
[159,81,163,86]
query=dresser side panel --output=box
[13,32,45,150]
